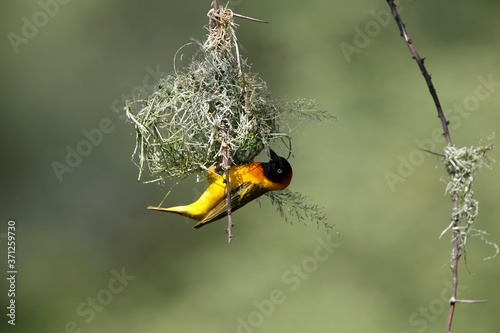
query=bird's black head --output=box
[263,149,293,184]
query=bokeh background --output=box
[1,1,500,332]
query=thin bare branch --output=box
[220,119,234,243]
[454,299,489,304]
[233,12,268,24]
[386,0,452,147]
[420,148,445,158]
[385,2,474,333]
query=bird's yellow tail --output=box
[147,205,205,221]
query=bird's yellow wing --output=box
[193,181,267,228]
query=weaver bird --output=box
[147,149,293,228]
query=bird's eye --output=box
[277,168,282,174]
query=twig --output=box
[420,148,445,158]
[446,210,460,333]
[220,119,234,243]
[385,2,467,333]
[211,0,233,243]
[386,1,451,147]
[233,13,269,24]
[454,299,489,304]
[210,0,220,30]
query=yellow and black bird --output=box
[147,149,293,228]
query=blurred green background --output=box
[1,1,499,332]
